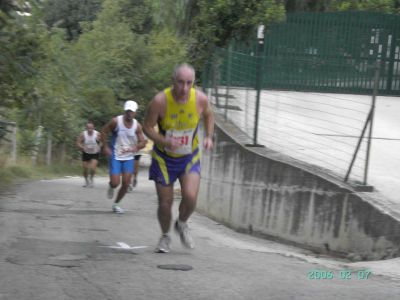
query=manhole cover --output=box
[46,254,87,267]
[157,264,193,271]
[51,254,87,261]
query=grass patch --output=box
[7,165,32,178]
[0,164,31,184]
[0,159,108,188]
[0,169,17,185]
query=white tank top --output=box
[112,115,137,160]
[83,130,100,154]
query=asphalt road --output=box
[0,173,399,300]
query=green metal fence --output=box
[206,11,400,96]
[201,11,400,186]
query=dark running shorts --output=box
[82,152,100,162]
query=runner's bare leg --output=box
[156,183,174,234]
[178,173,200,222]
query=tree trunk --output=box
[31,126,43,165]
[11,123,17,164]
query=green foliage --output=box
[285,0,327,12]
[16,127,37,155]
[144,29,189,96]
[0,1,42,110]
[82,88,119,126]
[6,165,31,178]
[42,0,103,41]
[0,156,31,187]
[285,0,399,13]
[0,121,10,141]
[97,0,153,34]
[1,0,184,163]
[188,0,285,71]
[0,168,18,188]
[70,3,152,119]
[73,22,149,99]
[18,28,81,148]
[330,0,398,12]
[152,0,197,35]
[71,0,188,110]
[0,160,89,188]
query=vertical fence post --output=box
[344,59,379,190]
[386,30,396,93]
[250,25,265,147]
[224,45,233,121]
[363,59,380,185]
[212,51,220,108]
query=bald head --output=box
[171,63,196,102]
[172,63,195,82]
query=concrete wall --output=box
[197,115,400,261]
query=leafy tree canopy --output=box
[285,0,400,13]
[0,0,42,111]
[42,0,103,41]
[187,0,285,71]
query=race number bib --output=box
[165,129,194,155]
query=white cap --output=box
[124,100,138,112]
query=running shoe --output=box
[127,185,133,193]
[174,220,195,249]
[112,204,124,214]
[155,234,171,253]
[107,185,114,199]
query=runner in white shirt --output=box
[100,100,147,213]
[76,121,101,187]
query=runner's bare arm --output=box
[100,118,117,156]
[144,95,182,151]
[76,133,85,152]
[135,123,147,152]
[143,93,178,149]
[95,131,102,149]
[198,90,214,150]
[143,94,163,144]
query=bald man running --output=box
[143,63,214,253]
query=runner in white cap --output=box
[100,100,147,213]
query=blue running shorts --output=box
[109,157,134,175]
